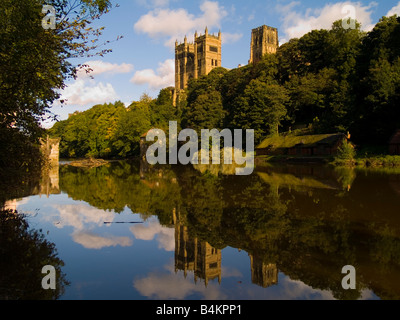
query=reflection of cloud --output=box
[72,231,133,249]
[130,218,174,251]
[221,266,242,278]
[3,198,30,212]
[52,203,116,230]
[134,262,226,300]
[50,204,135,250]
[277,277,335,300]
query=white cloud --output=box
[77,60,134,78]
[72,230,133,249]
[248,12,255,22]
[51,203,116,230]
[221,266,242,278]
[130,59,174,91]
[50,204,134,249]
[55,78,119,107]
[222,32,243,44]
[387,2,400,16]
[130,217,175,251]
[54,61,134,107]
[133,262,226,299]
[135,0,170,8]
[277,1,376,41]
[134,1,227,48]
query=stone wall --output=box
[41,136,60,165]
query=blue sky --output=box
[45,0,400,127]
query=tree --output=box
[181,68,227,132]
[231,79,288,142]
[0,0,117,187]
[0,0,114,138]
[112,96,152,158]
[49,101,126,158]
[182,90,225,133]
[0,210,69,299]
[285,68,339,130]
[150,87,178,129]
[353,16,400,144]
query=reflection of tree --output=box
[0,128,43,206]
[178,170,224,248]
[59,161,181,224]
[177,169,400,300]
[0,210,69,300]
[58,161,400,299]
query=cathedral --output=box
[173,25,279,104]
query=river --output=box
[1,160,400,300]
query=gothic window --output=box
[209,46,218,53]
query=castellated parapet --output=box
[173,25,279,105]
[249,25,279,64]
[175,27,222,91]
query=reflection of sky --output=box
[130,217,175,251]
[10,193,380,300]
[133,256,377,300]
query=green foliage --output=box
[231,79,288,143]
[113,98,152,158]
[0,0,116,182]
[182,68,227,133]
[50,101,128,158]
[0,0,114,136]
[335,139,356,161]
[150,88,178,129]
[354,16,400,144]
[0,210,69,299]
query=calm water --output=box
[2,160,400,300]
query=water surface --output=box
[2,160,400,300]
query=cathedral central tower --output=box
[249,25,279,64]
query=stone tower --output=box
[175,27,222,91]
[249,25,279,64]
[249,254,278,288]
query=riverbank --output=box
[255,154,400,171]
[332,155,400,168]
[255,155,333,165]
[67,158,110,168]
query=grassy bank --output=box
[333,155,400,168]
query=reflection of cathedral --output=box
[172,209,279,289]
[173,210,221,286]
[249,254,278,288]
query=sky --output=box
[44,0,400,128]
